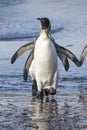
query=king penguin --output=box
[29,17,58,98]
[11,17,87,99]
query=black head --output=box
[37,17,51,30]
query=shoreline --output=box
[0,91,87,130]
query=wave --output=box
[0,74,32,92]
[0,32,38,41]
[0,0,26,7]
[0,27,64,41]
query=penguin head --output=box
[37,17,51,32]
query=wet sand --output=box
[0,89,87,130]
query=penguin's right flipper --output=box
[23,49,34,81]
[11,41,35,64]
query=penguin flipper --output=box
[79,45,87,66]
[11,41,35,64]
[23,49,34,81]
[58,53,69,71]
[56,45,87,67]
[53,42,69,71]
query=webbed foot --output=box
[36,91,43,100]
[50,88,56,95]
[43,89,50,96]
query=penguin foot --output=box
[50,88,56,95]
[43,89,50,96]
[32,80,38,97]
[32,90,38,97]
[36,91,43,100]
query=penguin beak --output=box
[37,18,41,21]
[37,18,44,23]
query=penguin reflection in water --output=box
[11,18,87,99]
[30,98,58,130]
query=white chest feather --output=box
[29,33,58,90]
[34,33,58,75]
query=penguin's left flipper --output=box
[79,45,87,66]
[53,42,69,71]
[11,41,35,64]
[58,53,69,71]
[49,36,69,71]
[23,49,34,81]
[57,44,87,67]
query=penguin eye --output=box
[41,19,45,23]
